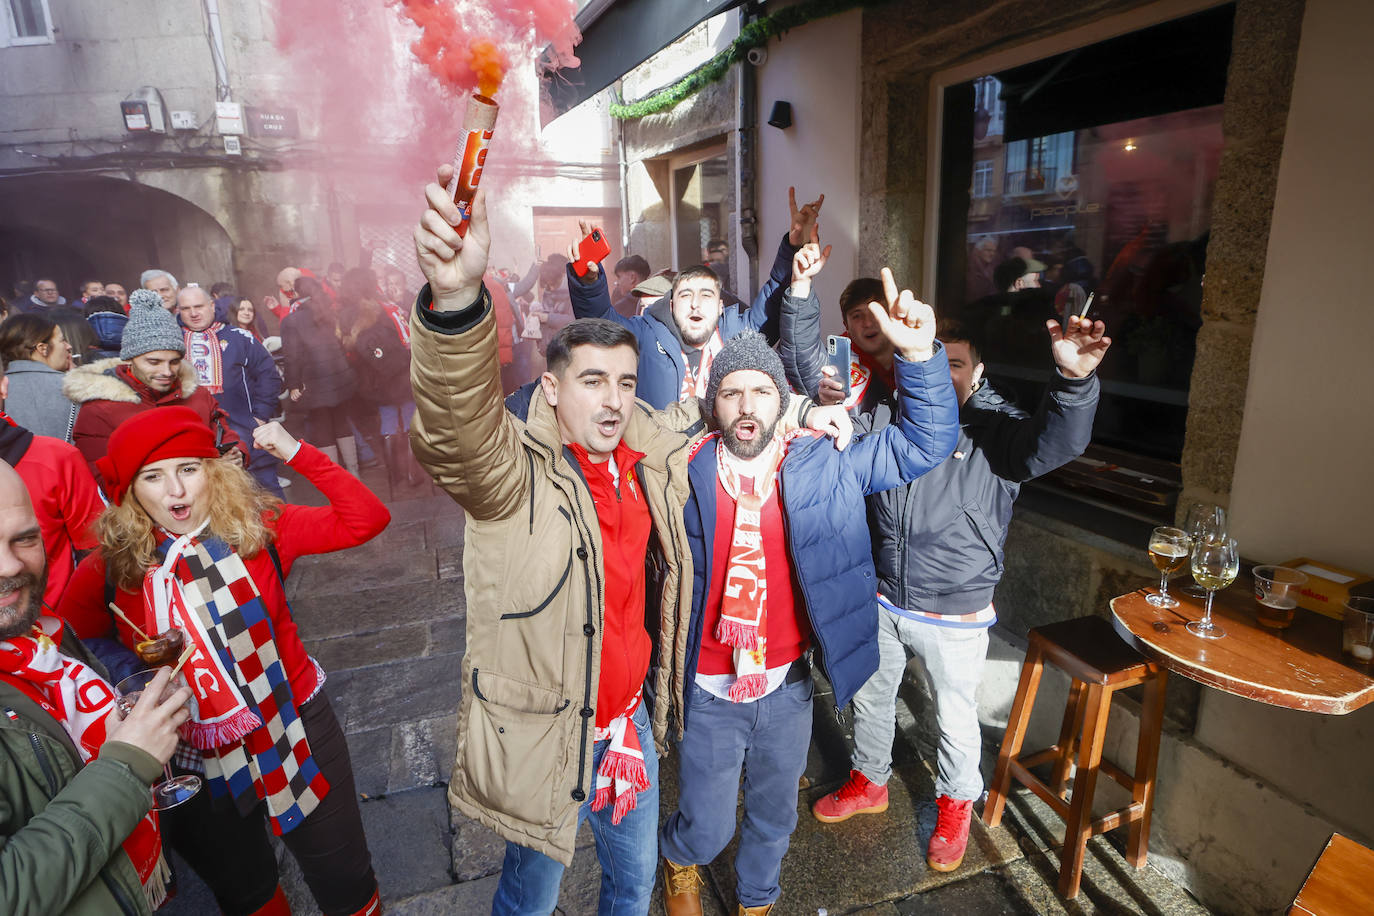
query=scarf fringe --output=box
[715,618,759,650]
[142,852,171,911]
[598,750,651,791]
[181,708,263,750]
[611,788,638,824]
[728,673,769,702]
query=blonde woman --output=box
[58,406,390,916]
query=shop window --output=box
[935,5,1234,525]
[4,0,53,45]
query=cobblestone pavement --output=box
[163,468,1212,915]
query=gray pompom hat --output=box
[121,289,186,360]
[704,329,790,414]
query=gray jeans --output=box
[850,607,989,801]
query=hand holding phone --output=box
[573,227,612,278]
[825,335,853,400]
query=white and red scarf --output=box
[842,340,897,410]
[714,436,785,701]
[0,617,170,910]
[145,527,328,835]
[184,323,226,394]
[679,329,725,401]
[590,690,650,824]
[383,303,411,349]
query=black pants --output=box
[163,694,377,915]
[303,402,353,444]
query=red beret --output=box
[96,406,219,504]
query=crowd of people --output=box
[0,163,1112,916]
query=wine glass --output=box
[115,670,202,810]
[1180,503,1227,596]
[1146,527,1192,608]
[1187,535,1239,639]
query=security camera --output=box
[746,47,767,67]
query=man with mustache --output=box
[659,242,960,916]
[0,459,192,915]
[567,190,824,409]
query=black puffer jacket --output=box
[350,315,413,406]
[860,374,1099,615]
[780,286,1100,617]
[280,300,356,409]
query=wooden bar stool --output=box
[983,615,1169,898]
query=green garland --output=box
[609,0,884,120]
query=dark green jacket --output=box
[0,632,163,915]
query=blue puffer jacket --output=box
[567,234,799,409]
[681,346,959,715]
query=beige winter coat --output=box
[409,288,696,865]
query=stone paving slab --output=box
[292,578,465,639]
[360,787,455,902]
[388,875,501,914]
[325,651,462,734]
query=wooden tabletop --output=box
[1289,833,1374,915]
[1109,587,1374,714]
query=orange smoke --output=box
[470,38,507,98]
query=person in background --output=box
[280,275,362,475]
[0,313,80,441]
[177,286,284,497]
[0,404,103,610]
[104,282,130,312]
[326,262,347,293]
[62,289,247,483]
[612,254,651,319]
[58,409,389,916]
[18,277,69,315]
[52,310,98,368]
[568,187,822,409]
[85,295,129,361]
[266,267,303,324]
[76,280,105,309]
[382,265,413,314]
[0,454,192,916]
[140,269,179,312]
[339,267,420,490]
[232,297,263,338]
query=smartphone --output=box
[825,335,852,398]
[572,227,612,277]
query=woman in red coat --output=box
[58,407,390,916]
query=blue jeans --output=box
[490,703,658,916]
[378,402,416,436]
[660,675,814,908]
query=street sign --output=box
[247,107,300,139]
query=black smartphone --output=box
[825,335,852,398]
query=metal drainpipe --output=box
[617,82,631,260]
[737,4,760,301]
[204,0,232,101]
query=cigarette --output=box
[1078,292,1094,319]
[446,94,499,238]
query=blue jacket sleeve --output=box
[743,233,800,344]
[242,332,283,420]
[842,343,959,495]
[978,372,1100,483]
[567,267,645,334]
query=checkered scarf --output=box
[145,530,329,835]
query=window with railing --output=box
[972,161,994,199]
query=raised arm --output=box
[778,227,831,400]
[982,317,1109,482]
[840,268,958,494]
[409,168,532,522]
[744,188,820,342]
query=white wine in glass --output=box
[1146,526,1191,609]
[1187,536,1239,639]
[1181,503,1227,596]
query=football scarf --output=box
[184,324,226,394]
[679,328,725,401]
[590,690,650,824]
[145,527,328,835]
[713,436,784,701]
[0,617,170,910]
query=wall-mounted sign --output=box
[246,107,300,139]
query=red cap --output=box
[96,406,219,504]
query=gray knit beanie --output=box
[121,289,186,359]
[705,330,791,414]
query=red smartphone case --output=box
[573,228,612,277]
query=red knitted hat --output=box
[96,406,219,504]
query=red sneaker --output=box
[812,769,889,823]
[926,795,974,872]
